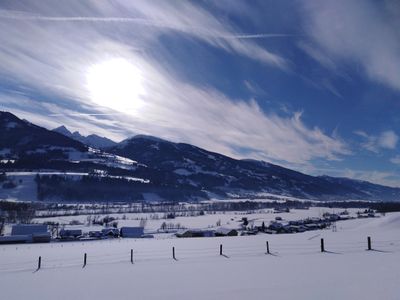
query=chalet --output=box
[120,227,144,238]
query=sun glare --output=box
[86,58,145,113]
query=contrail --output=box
[0,11,161,25]
[224,33,295,39]
[0,10,296,39]
[49,113,126,117]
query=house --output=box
[214,228,238,237]
[268,221,283,231]
[59,229,82,240]
[89,231,103,238]
[11,224,50,243]
[120,227,144,238]
[101,228,120,238]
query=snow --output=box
[30,207,362,234]
[0,213,399,299]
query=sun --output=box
[86,58,145,113]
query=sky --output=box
[0,0,399,187]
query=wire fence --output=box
[0,236,399,273]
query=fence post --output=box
[320,238,325,252]
[131,249,133,263]
[37,256,41,270]
[367,236,372,250]
[83,253,87,268]
[172,247,176,260]
[266,241,270,254]
[220,244,223,256]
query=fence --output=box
[5,236,397,272]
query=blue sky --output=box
[0,0,399,186]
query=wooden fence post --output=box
[131,249,133,263]
[367,236,372,250]
[172,247,176,260]
[37,256,41,270]
[83,253,87,268]
[320,238,325,252]
[266,241,270,254]
[220,244,223,256]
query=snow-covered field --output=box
[1,212,400,299]
[30,207,362,235]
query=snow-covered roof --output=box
[215,227,237,235]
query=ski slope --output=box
[0,214,400,299]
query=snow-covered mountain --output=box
[106,135,400,201]
[53,125,117,148]
[0,111,87,160]
[1,111,400,202]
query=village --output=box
[0,207,378,244]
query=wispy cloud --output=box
[0,1,350,167]
[355,130,398,153]
[300,0,400,91]
[0,2,288,69]
[390,155,400,165]
[339,169,399,188]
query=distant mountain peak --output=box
[53,125,117,149]
[53,125,72,136]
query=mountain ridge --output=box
[53,125,117,149]
[1,111,399,202]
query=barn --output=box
[11,224,51,243]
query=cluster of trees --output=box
[159,221,185,231]
[0,201,38,228]
[36,175,145,202]
[0,172,18,189]
[35,174,207,202]
[371,202,400,213]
